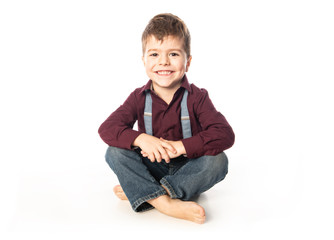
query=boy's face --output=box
[142,35,192,92]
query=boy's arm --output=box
[98,90,141,150]
[98,90,177,162]
[181,89,235,159]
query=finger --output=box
[161,141,177,154]
[163,155,170,163]
[160,137,171,145]
[141,151,148,157]
[154,150,162,163]
[148,153,155,162]
[158,146,170,163]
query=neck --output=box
[152,83,181,105]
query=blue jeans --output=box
[105,146,228,212]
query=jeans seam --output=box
[132,188,167,212]
[160,178,178,199]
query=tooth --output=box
[158,71,171,74]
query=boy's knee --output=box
[105,146,127,166]
[105,146,140,167]
[216,152,228,175]
[201,152,229,179]
[105,146,117,160]
[217,152,228,171]
[105,146,117,167]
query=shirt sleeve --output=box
[181,88,235,158]
[98,90,141,150]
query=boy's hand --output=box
[141,138,187,160]
[133,134,177,163]
[159,138,187,159]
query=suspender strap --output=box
[144,91,153,136]
[143,89,192,139]
[180,89,192,139]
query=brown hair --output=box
[142,13,191,58]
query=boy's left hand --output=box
[141,138,186,160]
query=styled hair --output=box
[142,13,191,58]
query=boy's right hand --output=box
[132,133,177,163]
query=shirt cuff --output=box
[181,135,204,159]
[121,129,142,150]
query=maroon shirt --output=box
[98,75,235,159]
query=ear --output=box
[142,55,145,66]
[186,55,192,72]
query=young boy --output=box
[98,13,234,224]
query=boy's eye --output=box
[170,53,179,57]
[150,53,158,57]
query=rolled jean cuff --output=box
[160,178,178,199]
[132,188,167,212]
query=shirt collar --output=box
[140,74,192,94]
[180,74,192,93]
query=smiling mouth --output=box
[156,71,174,75]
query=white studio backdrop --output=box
[1,0,333,239]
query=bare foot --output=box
[148,195,206,224]
[113,185,128,200]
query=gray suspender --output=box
[144,89,192,139]
[180,90,192,139]
[144,93,153,136]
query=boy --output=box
[98,13,234,224]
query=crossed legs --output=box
[106,146,228,224]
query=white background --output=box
[1,0,333,239]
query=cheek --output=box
[177,62,187,71]
[144,62,153,71]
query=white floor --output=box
[3,147,333,240]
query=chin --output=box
[155,78,177,86]
[154,82,171,88]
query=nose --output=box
[158,54,170,66]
